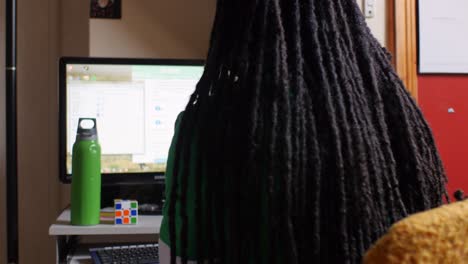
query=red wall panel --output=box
[419,75,468,199]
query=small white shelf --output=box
[49,209,163,236]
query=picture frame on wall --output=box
[418,0,468,74]
[90,0,122,19]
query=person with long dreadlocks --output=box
[158,0,449,263]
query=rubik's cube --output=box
[114,199,138,225]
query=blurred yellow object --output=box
[364,200,468,264]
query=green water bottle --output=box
[71,118,101,226]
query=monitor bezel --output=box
[59,57,204,185]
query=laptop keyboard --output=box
[90,243,159,264]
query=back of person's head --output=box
[167,0,448,263]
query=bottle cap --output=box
[76,118,98,141]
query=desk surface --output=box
[49,209,163,236]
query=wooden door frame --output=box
[387,0,418,100]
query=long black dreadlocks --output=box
[167,0,448,263]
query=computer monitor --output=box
[59,57,204,185]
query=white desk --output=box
[49,208,162,263]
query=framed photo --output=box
[90,0,122,19]
[418,0,468,74]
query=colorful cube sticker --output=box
[114,199,138,225]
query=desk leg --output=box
[56,235,78,264]
[55,237,58,263]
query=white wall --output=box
[90,0,387,59]
[61,1,90,56]
[358,0,387,45]
[13,1,89,263]
[90,0,216,58]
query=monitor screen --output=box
[59,57,204,184]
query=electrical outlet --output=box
[364,0,376,18]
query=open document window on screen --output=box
[59,57,204,184]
